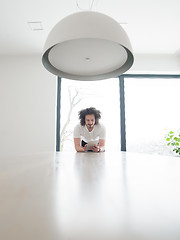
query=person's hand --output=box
[82,144,87,152]
[90,144,100,152]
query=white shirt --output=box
[73,123,106,143]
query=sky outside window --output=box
[125,77,180,156]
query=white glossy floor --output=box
[0,151,180,240]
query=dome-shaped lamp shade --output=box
[42,11,134,80]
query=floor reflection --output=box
[73,152,106,199]
[54,152,133,239]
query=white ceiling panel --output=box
[0,0,180,55]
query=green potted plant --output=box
[166,130,180,155]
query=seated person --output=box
[73,107,106,152]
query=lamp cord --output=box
[90,0,95,10]
[76,0,96,11]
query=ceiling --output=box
[1,0,180,56]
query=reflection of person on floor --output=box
[74,107,106,152]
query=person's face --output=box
[85,114,95,130]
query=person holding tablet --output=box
[73,107,106,152]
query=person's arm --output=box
[90,139,105,152]
[99,139,105,152]
[74,138,87,152]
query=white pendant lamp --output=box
[42,11,134,80]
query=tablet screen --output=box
[86,140,99,150]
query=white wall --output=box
[0,55,56,157]
[0,53,179,157]
[129,54,180,74]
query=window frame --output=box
[121,74,180,152]
[56,74,180,152]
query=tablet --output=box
[86,140,99,150]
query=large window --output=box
[56,74,180,156]
[59,78,120,152]
[124,75,180,156]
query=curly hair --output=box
[78,107,101,126]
